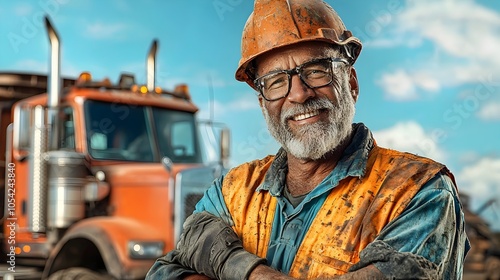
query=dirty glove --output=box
[349,240,439,279]
[170,211,266,280]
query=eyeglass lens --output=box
[256,58,345,101]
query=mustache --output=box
[280,97,336,123]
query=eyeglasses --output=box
[254,57,350,101]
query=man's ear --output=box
[258,95,264,108]
[349,67,359,102]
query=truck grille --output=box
[184,194,204,221]
[173,165,222,243]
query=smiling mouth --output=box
[292,109,321,121]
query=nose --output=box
[286,74,316,103]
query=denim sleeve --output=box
[374,172,470,279]
[146,176,233,279]
[193,175,234,226]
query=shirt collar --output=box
[257,123,374,196]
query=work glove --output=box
[169,211,266,280]
[349,240,439,279]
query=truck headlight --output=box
[128,241,164,259]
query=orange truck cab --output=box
[0,16,229,279]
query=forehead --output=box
[255,41,340,75]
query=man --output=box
[147,0,469,279]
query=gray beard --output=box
[263,92,355,160]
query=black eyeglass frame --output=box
[253,57,350,101]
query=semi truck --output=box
[0,16,229,279]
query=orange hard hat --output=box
[235,0,362,88]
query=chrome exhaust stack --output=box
[147,40,158,92]
[27,16,88,234]
[44,16,61,151]
[27,16,60,233]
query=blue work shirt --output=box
[194,123,470,279]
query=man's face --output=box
[255,41,358,160]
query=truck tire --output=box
[48,268,116,280]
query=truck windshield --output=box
[84,100,201,163]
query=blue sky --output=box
[1,0,500,229]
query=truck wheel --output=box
[48,268,116,280]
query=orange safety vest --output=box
[221,145,448,278]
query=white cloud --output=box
[84,22,127,39]
[456,156,500,230]
[399,0,500,63]
[458,157,500,200]
[372,0,500,101]
[378,69,440,101]
[477,102,500,121]
[372,121,446,162]
[377,70,417,101]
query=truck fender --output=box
[42,217,163,279]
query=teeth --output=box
[293,110,320,121]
